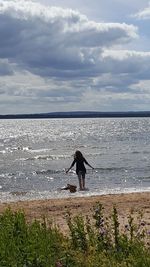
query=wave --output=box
[132,176,150,181]
[22,154,70,161]
[35,168,76,175]
[0,150,6,154]
[84,152,107,157]
[0,172,15,178]
[0,167,126,179]
[95,167,126,172]
[131,151,140,154]
[35,169,64,175]
[0,146,32,154]
[30,148,52,153]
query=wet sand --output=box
[0,192,150,232]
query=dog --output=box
[61,184,77,193]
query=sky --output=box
[0,0,150,114]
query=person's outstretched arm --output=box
[84,158,94,169]
[66,159,76,173]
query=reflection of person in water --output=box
[66,150,94,190]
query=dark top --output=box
[70,157,88,174]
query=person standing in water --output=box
[66,150,94,190]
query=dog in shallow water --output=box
[61,184,77,193]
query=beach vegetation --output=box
[0,205,150,266]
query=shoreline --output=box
[1,187,150,203]
[0,192,150,232]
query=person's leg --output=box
[78,171,83,190]
[82,172,85,190]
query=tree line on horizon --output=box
[0,111,150,119]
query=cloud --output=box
[0,59,14,76]
[133,3,150,19]
[0,70,83,102]
[101,49,150,78]
[0,0,138,79]
[0,0,150,113]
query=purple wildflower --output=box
[55,261,63,267]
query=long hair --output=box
[74,150,84,160]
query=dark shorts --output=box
[77,170,86,177]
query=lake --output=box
[0,118,150,202]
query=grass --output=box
[0,204,150,267]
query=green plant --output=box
[0,204,150,267]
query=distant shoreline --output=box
[1,111,150,119]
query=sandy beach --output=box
[0,192,150,232]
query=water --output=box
[0,118,150,202]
